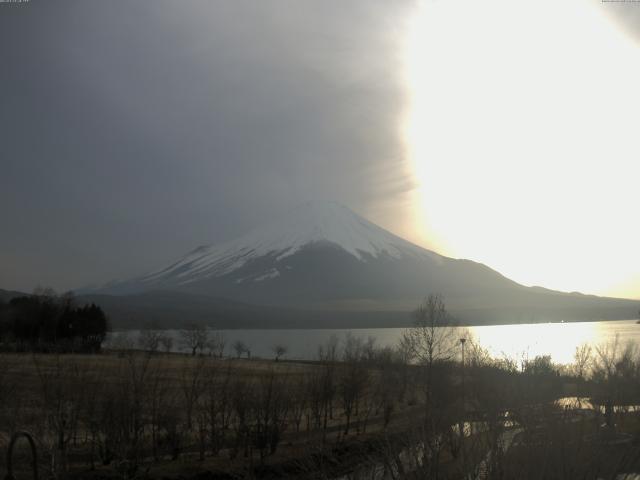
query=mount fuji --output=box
[83,201,639,327]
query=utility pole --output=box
[460,337,466,411]
[460,337,467,479]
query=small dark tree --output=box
[138,327,162,354]
[206,331,226,358]
[272,344,288,361]
[233,340,247,359]
[159,334,174,354]
[180,324,208,356]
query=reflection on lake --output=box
[468,319,638,365]
[111,319,639,365]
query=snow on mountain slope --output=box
[141,201,442,286]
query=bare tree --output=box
[402,294,459,367]
[316,336,340,440]
[0,354,19,436]
[159,333,173,354]
[573,343,592,380]
[399,294,461,476]
[466,338,493,368]
[138,327,162,354]
[156,388,183,461]
[229,374,253,459]
[202,364,234,456]
[253,369,290,460]
[180,324,208,356]
[591,335,640,428]
[233,340,248,359]
[288,374,309,433]
[362,335,377,363]
[403,295,463,402]
[146,359,170,461]
[306,368,325,432]
[120,351,153,473]
[33,355,87,476]
[373,358,399,429]
[107,331,134,351]
[206,331,226,358]
[339,361,365,435]
[180,356,207,430]
[78,361,108,471]
[317,334,339,362]
[272,344,288,361]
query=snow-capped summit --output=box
[142,201,440,287]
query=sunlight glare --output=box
[403,0,640,298]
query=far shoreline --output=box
[110,317,638,331]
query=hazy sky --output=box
[1,0,639,299]
[0,0,414,291]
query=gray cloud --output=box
[0,0,415,291]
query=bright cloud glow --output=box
[403,0,640,298]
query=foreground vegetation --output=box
[2,295,640,479]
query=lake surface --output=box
[110,319,640,365]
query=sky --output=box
[0,0,638,299]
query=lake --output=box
[110,319,640,365]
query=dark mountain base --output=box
[4,288,638,330]
[78,290,638,330]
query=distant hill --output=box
[76,290,416,329]
[78,201,640,327]
[0,288,27,303]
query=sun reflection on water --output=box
[468,320,636,365]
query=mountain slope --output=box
[87,201,640,325]
[97,201,518,301]
[140,201,443,288]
